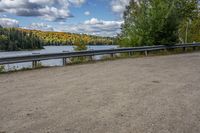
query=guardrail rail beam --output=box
[0,43,200,67]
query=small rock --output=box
[152,80,160,83]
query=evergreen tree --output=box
[0,28,43,51]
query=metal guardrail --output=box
[0,43,200,67]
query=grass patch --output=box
[0,65,5,73]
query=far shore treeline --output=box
[0,26,43,51]
[0,26,114,51]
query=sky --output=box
[0,0,130,37]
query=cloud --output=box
[111,0,130,16]
[84,18,100,25]
[0,0,86,21]
[23,23,54,31]
[69,0,86,6]
[56,18,123,37]
[0,16,122,37]
[84,11,90,16]
[0,18,19,28]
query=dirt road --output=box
[1,53,200,133]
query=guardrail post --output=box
[128,52,132,56]
[193,46,196,51]
[131,52,134,56]
[62,58,67,66]
[110,53,114,58]
[32,60,38,68]
[164,48,167,52]
[89,56,93,61]
[183,47,186,52]
[145,50,148,56]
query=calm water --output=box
[0,45,118,71]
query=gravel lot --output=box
[0,52,200,133]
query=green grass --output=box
[0,65,5,73]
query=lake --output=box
[0,45,118,71]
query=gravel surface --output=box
[0,52,200,133]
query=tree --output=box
[118,0,198,47]
[0,28,43,51]
[70,38,88,63]
[74,38,87,51]
[179,17,200,43]
[178,0,199,43]
[0,35,8,50]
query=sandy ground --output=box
[0,53,200,133]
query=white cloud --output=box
[56,18,123,37]
[0,0,86,21]
[0,18,19,28]
[84,18,100,25]
[111,0,130,16]
[0,17,122,37]
[69,0,86,6]
[84,11,90,16]
[23,23,54,31]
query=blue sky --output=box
[0,0,130,36]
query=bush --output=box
[0,65,5,73]
[70,39,88,63]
